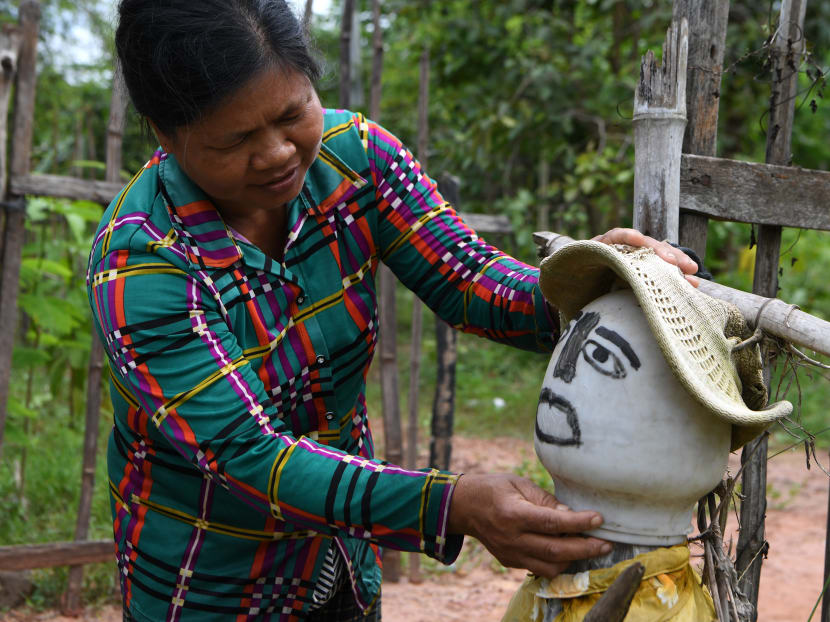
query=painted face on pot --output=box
[534,288,732,544]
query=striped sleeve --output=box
[88,245,461,562]
[365,117,558,351]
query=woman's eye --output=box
[581,339,626,378]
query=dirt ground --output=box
[3,436,827,622]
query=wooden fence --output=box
[537,1,829,620]
[0,0,829,620]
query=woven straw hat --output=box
[538,241,792,450]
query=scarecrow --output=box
[503,241,792,622]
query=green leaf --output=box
[12,346,52,368]
[7,395,38,420]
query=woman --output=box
[89,1,699,620]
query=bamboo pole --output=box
[63,64,128,614]
[0,0,40,461]
[738,2,808,616]
[632,18,688,243]
[533,230,830,360]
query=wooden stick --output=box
[10,173,123,204]
[583,562,645,622]
[533,230,830,359]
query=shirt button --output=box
[316,355,326,365]
[325,411,335,421]
[297,295,305,305]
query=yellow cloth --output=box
[501,545,716,622]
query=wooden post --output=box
[303,0,314,31]
[673,0,730,258]
[63,65,128,614]
[737,1,808,616]
[338,0,355,109]
[632,18,688,243]
[369,0,402,585]
[0,0,40,461]
[404,45,430,586]
[429,174,459,473]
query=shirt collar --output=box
[156,140,367,271]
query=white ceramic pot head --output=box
[534,288,732,545]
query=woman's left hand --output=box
[592,228,701,287]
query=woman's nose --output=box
[250,128,296,171]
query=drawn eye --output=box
[581,339,626,378]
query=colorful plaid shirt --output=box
[86,110,558,621]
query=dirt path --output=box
[3,437,826,621]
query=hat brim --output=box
[539,241,791,450]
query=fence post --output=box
[63,65,128,614]
[673,0,730,257]
[632,18,688,243]
[429,174,460,474]
[0,0,40,461]
[736,1,808,617]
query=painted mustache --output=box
[535,388,582,447]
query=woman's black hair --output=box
[116,0,321,136]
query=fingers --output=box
[517,535,608,578]
[593,227,700,282]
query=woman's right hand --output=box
[447,473,611,579]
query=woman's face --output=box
[154,67,324,224]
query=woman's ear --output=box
[147,119,173,153]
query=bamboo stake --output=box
[0,0,40,461]
[632,18,688,243]
[63,64,127,614]
[533,230,830,359]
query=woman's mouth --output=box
[256,167,298,193]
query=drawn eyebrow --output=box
[553,311,600,383]
[595,326,641,370]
